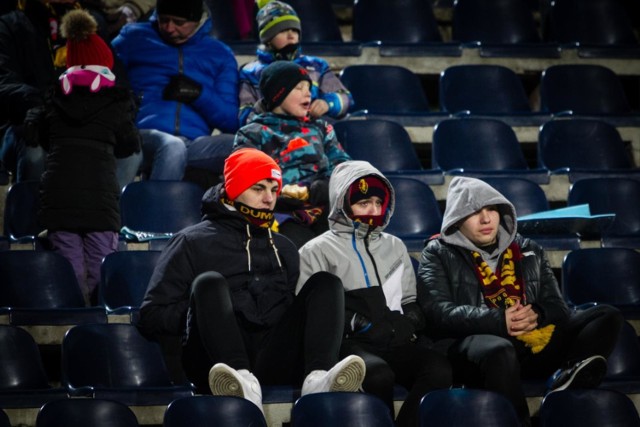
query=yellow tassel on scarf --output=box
[517,324,555,354]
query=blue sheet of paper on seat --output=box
[517,204,615,237]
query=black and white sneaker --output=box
[546,355,607,393]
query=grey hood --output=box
[328,160,395,237]
[441,176,517,259]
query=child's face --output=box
[269,29,300,50]
[273,80,311,118]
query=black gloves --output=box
[309,178,330,206]
[23,105,46,148]
[162,75,202,104]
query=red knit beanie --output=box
[61,9,114,69]
[224,148,283,200]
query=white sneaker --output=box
[208,363,263,413]
[301,355,366,396]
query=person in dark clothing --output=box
[298,160,453,427]
[138,147,365,414]
[417,176,624,426]
[25,9,141,305]
[0,0,141,185]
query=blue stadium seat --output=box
[61,323,194,405]
[339,65,431,115]
[385,177,442,252]
[36,398,140,427]
[2,180,44,249]
[419,388,520,426]
[120,180,205,249]
[333,119,444,185]
[0,251,107,326]
[432,117,550,184]
[567,177,640,247]
[0,409,9,427]
[544,0,640,58]
[562,248,640,319]
[451,0,560,57]
[539,388,640,427]
[0,325,67,409]
[539,64,632,115]
[600,320,640,394]
[163,395,267,427]
[99,250,162,321]
[291,392,394,427]
[439,65,533,115]
[538,118,639,182]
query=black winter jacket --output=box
[33,85,141,232]
[417,234,571,341]
[138,184,300,340]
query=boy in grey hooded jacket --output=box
[298,160,452,426]
[418,176,623,425]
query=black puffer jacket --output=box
[138,183,300,340]
[418,234,571,340]
[34,84,140,232]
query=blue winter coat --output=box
[112,14,240,138]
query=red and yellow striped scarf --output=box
[471,242,555,353]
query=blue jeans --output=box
[139,129,234,180]
[0,125,45,182]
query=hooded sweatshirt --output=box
[297,160,421,351]
[440,176,518,272]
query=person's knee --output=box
[478,337,519,375]
[364,362,396,392]
[192,271,227,299]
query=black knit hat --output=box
[259,61,311,111]
[156,0,203,21]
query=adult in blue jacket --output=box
[112,0,239,182]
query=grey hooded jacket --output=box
[297,160,422,350]
[417,177,571,340]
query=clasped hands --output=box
[505,302,538,336]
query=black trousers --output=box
[341,339,453,427]
[444,304,623,424]
[182,271,345,394]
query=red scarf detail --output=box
[471,242,525,309]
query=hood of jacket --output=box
[328,160,395,238]
[49,85,126,123]
[440,176,517,256]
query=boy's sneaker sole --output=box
[328,355,366,392]
[208,363,245,398]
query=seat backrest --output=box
[385,177,442,239]
[61,323,174,389]
[99,250,162,310]
[36,398,140,427]
[540,64,631,115]
[432,118,529,171]
[333,120,423,171]
[3,180,42,240]
[285,0,343,42]
[339,65,431,114]
[452,0,541,44]
[0,251,85,308]
[539,389,640,427]
[538,118,634,171]
[207,0,243,41]
[352,0,442,43]
[291,392,395,427]
[0,325,51,390]
[567,177,640,237]
[545,0,638,45]
[164,395,267,427]
[419,388,520,426]
[120,180,205,234]
[481,177,549,217]
[439,65,532,114]
[0,409,9,427]
[562,248,640,307]
[606,320,640,379]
